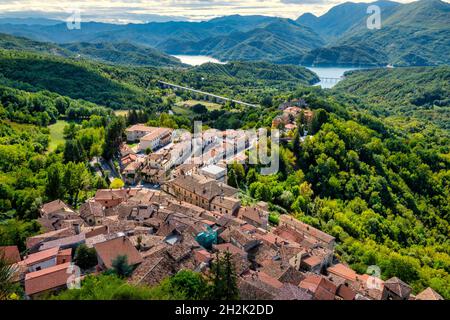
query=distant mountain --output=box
[0,0,447,66]
[0,33,184,68]
[61,42,185,67]
[0,33,70,56]
[0,17,63,26]
[294,0,450,66]
[160,19,324,62]
[336,0,450,66]
[296,1,400,41]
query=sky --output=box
[0,0,420,23]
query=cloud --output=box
[0,1,417,22]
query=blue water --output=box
[173,55,226,66]
[172,55,358,88]
[306,66,360,88]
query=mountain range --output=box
[0,0,447,67]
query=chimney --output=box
[73,223,81,235]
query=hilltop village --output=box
[0,102,443,301]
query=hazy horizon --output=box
[0,0,424,24]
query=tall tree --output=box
[63,162,90,206]
[209,252,239,300]
[103,117,125,160]
[0,253,18,300]
[45,163,65,200]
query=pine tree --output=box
[209,252,239,300]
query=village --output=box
[0,102,443,301]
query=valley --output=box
[0,0,448,303]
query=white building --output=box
[138,128,172,152]
[125,124,155,142]
[199,164,227,182]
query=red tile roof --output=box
[303,255,322,267]
[299,274,337,300]
[213,243,245,256]
[40,200,72,215]
[384,277,412,299]
[25,262,71,296]
[257,271,283,289]
[415,287,444,300]
[0,246,21,264]
[336,284,356,300]
[327,263,357,282]
[24,247,59,266]
[93,236,143,269]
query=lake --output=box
[173,55,226,66]
[172,55,358,88]
[306,66,360,88]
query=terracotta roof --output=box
[0,246,21,264]
[95,189,129,201]
[169,174,238,202]
[384,277,412,299]
[327,263,357,282]
[166,243,192,262]
[336,284,356,300]
[240,224,257,233]
[275,283,313,300]
[194,249,212,264]
[303,255,322,268]
[26,228,76,249]
[125,124,155,133]
[40,200,72,215]
[299,274,337,300]
[213,243,245,256]
[130,249,174,286]
[39,233,85,251]
[273,225,303,244]
[257,271,283,289]
[93,236,143,269]
[24,247,59,266]
[415,287,444,300]
[238,206,267,226]
[141,128,172,141]
[25,262,71,296]
[279,215,335,245]
[80,201,104,220]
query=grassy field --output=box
[48,120,68,152]
[172,105,195,117]
[114,110,129,117]
[176,99,222,111]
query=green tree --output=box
[74,244,98,270]
[63,162,90,206]
[102,117,125,160]
[45,163,65,200]
[64,139,86,163]
[110,255,133,278]
[0,253,19,300]
[209,252,239,300]
[109,178,125,189]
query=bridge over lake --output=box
[318,77,343,83]
[158,81,259,108]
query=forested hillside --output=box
[334,0,450,66]
[333,66,450,130]
[61,42,185,67]
[228,87,450,298]
[0,50,164,109]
